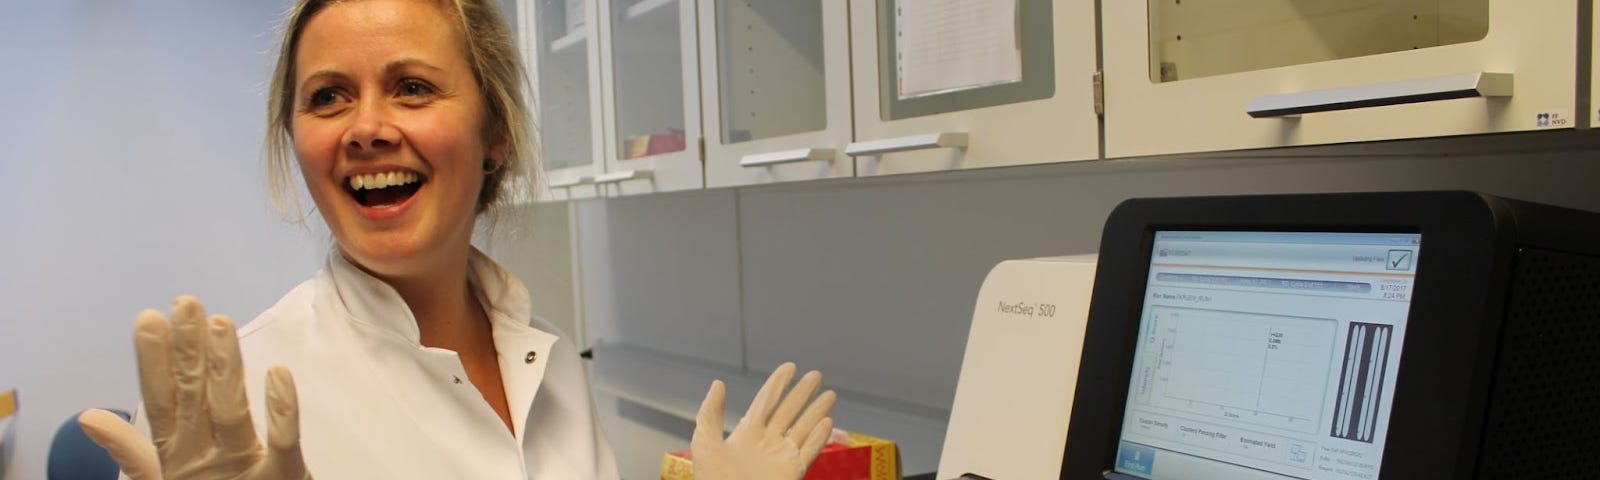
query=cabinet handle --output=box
[1247,72,1513,118]
[549,31,586,53]
[623,0,674,20]
[844,132,968,157]
[739,148,834,167]
[594,169,654,184]
[547,175,592,188]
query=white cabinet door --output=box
[597,0,704,196]
[846,0,1100,177]
[522,0,606,202]
[1105,0,1580,159]
[699,0,853,188]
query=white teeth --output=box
[347,171,420,191]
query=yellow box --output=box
[0,389,16,420]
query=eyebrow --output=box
[298,58,448,88]
[382,57,447,75]
[298,69,350,90]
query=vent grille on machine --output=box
[1475,247,1600,478]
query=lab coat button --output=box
[453,375,463,384]
[525,351,537,364]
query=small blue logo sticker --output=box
[1537,113,1551,127]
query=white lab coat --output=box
[134,249,620,479]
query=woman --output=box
[75,0,837,478]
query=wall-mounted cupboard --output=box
[526,0,1588,200]
[1103,0,1582,158]
[699,0,855,188]
[521,0,606,201]
[523,0,706,201]
[845,0,1101,177]
[596,0,705,195]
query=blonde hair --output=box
[264,0,537,224]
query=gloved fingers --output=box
[767,370,822,432]
[743,363,797,429]
[260,366,311,479]
[205,315,262,458]
[785,390,836,447]
[798,417,834,465]
[692,380,728,447]
[168,296,216,463]
[132,309,178,452]
[78,408,165,480]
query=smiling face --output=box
[292,0,498,279]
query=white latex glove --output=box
[78,296,312,479]
[692,363,838,480]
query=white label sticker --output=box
[1535,108,1573,129]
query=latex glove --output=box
[78,296,311,479]
[692,363,838,480]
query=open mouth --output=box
[345,170,426,208]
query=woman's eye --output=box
[398,79,435,98]
[308,88,342,108]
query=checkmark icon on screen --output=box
[1387,250,1413,271]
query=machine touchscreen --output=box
[1112,231,1421,480]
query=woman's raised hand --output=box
[78,296,312,479]
[691,363,838,480]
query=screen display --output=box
[1114,231,1421,480]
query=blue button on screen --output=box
[1117,442,1156,476]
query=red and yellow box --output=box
[661,430,900,480]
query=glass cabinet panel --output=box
[847,0,1101,178]
[1149,0,1490,82]
[715,1,827,145]
[700,0,852,189]
[609,0,688,160]
[531,0,597,171]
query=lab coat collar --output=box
[323,248,560,441]
[323,248,546,345]
[467,249,561,440]
[325,251,421,344]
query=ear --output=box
[487,135,509,171]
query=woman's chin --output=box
[337,238,439,278]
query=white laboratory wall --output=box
[485,202,584,345]
[573,131,1600,477]
[577,189,744,368]
[0,2,324,479]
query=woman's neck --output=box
[362,249,491,351]
[363,248,516,432]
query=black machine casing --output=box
[1061,191,1600,479]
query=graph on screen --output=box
[1133,306,1338,434]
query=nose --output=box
[343,99,400,153]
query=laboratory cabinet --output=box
[698,0,854,188]
[1103,0,1581,159]
[846,0,1100,177]
[519,0,607,202]
[596,0,705,196]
